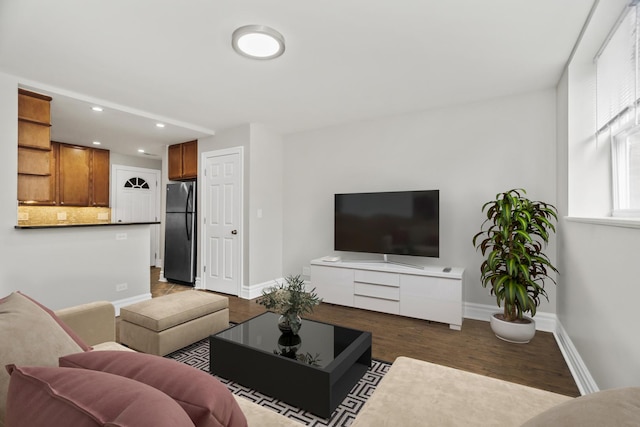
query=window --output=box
[613,127,640,215]
[124,177,150,189]
[596,2,640,216]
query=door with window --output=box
[112,165,161,266]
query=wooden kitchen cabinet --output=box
[18,148,50,175]
[56,143,110,206]
[18,89,51,124]
[91,148,110,206]
[16,90,110,207]
[168,140,197,181]
[58,143,91,206]
[17,89,55,204]
[168,144,183,180]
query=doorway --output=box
[201,147,243,295]
[111,165,161,266]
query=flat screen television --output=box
[334,190,439,258]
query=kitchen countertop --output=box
[15,221,160,229]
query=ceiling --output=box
[0,0,594,158]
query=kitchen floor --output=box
[150,266,193,297]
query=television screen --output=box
[334,190,439,258]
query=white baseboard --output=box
[554,321,599,395]
[463,302,556,332]
[240,277,282,300]
[158,269,167,282]
[464,302,597,395]
[112,293,151,316]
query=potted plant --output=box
[257,274,322,335]
[472,189,558,343]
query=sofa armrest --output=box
[55,301,116,346]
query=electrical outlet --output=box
[302,266,311,276]
[57,212,67,220]
[116,283,128,292]
[17,212,29,221]
[97,212,109,220]
[116,233,127,240]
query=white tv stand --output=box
[310,258,464,330]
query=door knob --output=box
[231,230,238,235]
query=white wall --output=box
[248,123,283,286]
[200,126,251,284]
[282,90,558,310]
[557,0,640,390]
[199,124,284,291]
[0,72,150,310]
[110,152,161,170]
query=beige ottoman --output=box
[119,291,229,356]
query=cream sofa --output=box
[6,297,639,426]
[54,300,574,426]
[54,300,298,427]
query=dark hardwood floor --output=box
[147,268,580,397]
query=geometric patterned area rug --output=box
[166,338,391,426]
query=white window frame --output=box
[596,2,640,218]
[612,125,640,216]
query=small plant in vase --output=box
[257,274,322,335]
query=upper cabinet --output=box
[16,88,111,206]
[168,140,198,181]
[18,89,51,149]
[91,148,110,207]
[56,143,110,206]
[17,89,55,204]
[58,143,91,206]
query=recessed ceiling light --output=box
[232,25,285,60]
[138,149,145,153]
[92,141,101,145]
[91,106,103,112]
[156,123,165,128]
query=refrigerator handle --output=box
[185,185,193,240]
[186,213,192,241]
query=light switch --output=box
[257,208,263,219]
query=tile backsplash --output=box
[17,206,111,226]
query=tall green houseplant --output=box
[472,189,558,322]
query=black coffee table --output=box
[209,311,372,418]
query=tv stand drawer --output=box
[354,282,400,301]
[354,295,400,314]
[354,270,399,286]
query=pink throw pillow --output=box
[5,365,195,427]
[60,351,247,427]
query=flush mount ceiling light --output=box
[232,25,285,60]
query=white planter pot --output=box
[489,313,536,344]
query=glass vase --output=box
[278,313,302,335]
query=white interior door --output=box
[202,148,243,295]
[112,165,161,266]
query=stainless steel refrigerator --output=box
[164,182,196,285]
